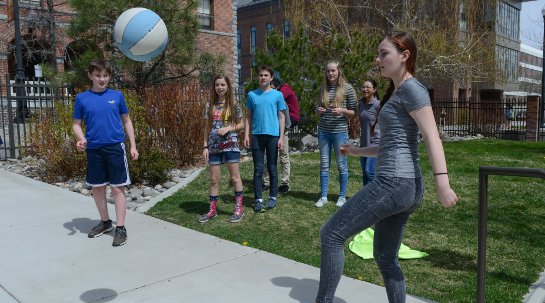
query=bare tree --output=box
[284,0,500,87]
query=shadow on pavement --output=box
[271,276,347,303]
[63,217,97,236]
[80,288,118,302]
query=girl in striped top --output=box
[315,61,357,208]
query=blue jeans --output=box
[316,177,424,303]
[360,156,377,186]
[251,135,279,199]
[318,130,348,198]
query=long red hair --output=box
[372,32,417,134]
[380,31,417,107]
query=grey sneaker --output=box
[112,227,127,247]
[198,210,217,223]
[315,197,328,208]
[336,197,347,207]
[88,220,113,238]
[229,211,244,223]
[267,197,277,210]
[254,200,265,212]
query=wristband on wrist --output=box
[203,146,208,149]
[434,172,448,176]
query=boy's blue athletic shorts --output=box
[208,151,240,165]
[86,142,130,187]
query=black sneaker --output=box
[278,184,290,194]
[112,227,127,247]
[88,220,113,238]
[262,184,270,191]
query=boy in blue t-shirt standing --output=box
[244,65,286,212]
[72,59,138,247]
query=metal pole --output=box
[47,0,57,72]
[541,13,545,127]
[477,168,488,303]
[12,0,27,123]
[476,166,545,303]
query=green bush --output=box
[27,81,210,184]
[26,87,184,185]
[27,98,87,182]
[129,149,174,185]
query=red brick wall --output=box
[197,0,237,83]
[0,1,236,86]
[237,0,285,84]
[197,33,236,82]
[525,95,539,141]
[0,1,75,79]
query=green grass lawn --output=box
[146,139,545,303]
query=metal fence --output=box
[1,81,544,161]
[0,76,69,160]
[432,97,536,141]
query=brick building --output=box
[237,0,536,101]
[0,0,237,86]
[197,0,239,84]
[517,43,542,96]
[236,0,287,85]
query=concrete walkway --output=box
[0,169,436,303]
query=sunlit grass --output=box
[147,139,545,303]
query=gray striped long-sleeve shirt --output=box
[317,83,357,133]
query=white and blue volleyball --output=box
[114,8,169,62]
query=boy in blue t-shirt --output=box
[244,65,286,212]
[72,59,138,247]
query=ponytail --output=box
[371,79,394,134]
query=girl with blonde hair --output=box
[315,61,357,208]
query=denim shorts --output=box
[208,151,240,165]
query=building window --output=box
[266,23,273,34]
[496,45,518,82]
[496,1,519,40]
[198,0,212,30]
[250,26,256,66]
[237,29,241,51]
[283,20,290,38]
[20,0,41,7]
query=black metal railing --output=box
[477,166,545,303]
[432,97,529,140]
[0,76,69,160]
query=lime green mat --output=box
[348,228,429,260]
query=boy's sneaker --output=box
[262,184,270,191]
[198,210,217,223]
[112,227,127,247]
[267,198,277,210]
[88,220,113,238]
[336,197,347,207]
[254,200,265,212]
[278,184,290,194]
[229,211,244,223]
[315,197,328,208]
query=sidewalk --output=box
[0,169,437,303]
